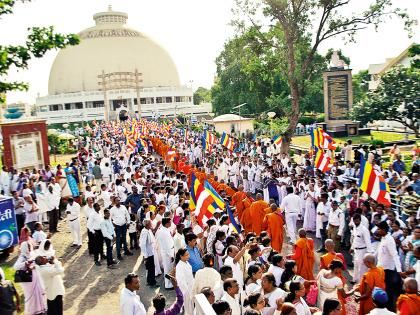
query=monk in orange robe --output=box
[288,229,315,280]
[231,185,247,219]
[262,203,285,252]
[240,197,253,233]
[396,278,420,315]
[216,181,229,194]
[249,193,269,235]
[355,253,385,315]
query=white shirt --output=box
[100,219,115,240]
[367,308,396,315]
[139,228,154,258]
[351,224,372,252]
[32,230,47,244]
[224,256,244,288]
[110,205,130,226]
[281,193,302,215]
[36,260,65,300]
[267,265,284,287]
[24,202,39,223]
[262,287,287,315]
[156,226,175,258]
[66,202,81,221]
[99,189,112,208]
[222,292,241,315]
[327,208,345,236]
[87,211,103,232]
[192,267,222,296]
[120,287,146,315]
[377,234,402,272]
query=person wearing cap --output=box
[376,220,403,311]
[396,278,420,315]
[367,287,396,315]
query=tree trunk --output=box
[281,83,300,154]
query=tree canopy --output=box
[351,44,420,137]
[193,87,211,105]
[0,0,80,103]
[211,26,326,118]
[228,0,413,150]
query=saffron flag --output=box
[220,132,234,151]
[272,135,283,146]
[359,156,391,206]
[314,149,332,173]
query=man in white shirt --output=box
[192,253,221,296]
[84,197,95,255]
[98,184,112,209]
[100,209,117,269]
[120,273,146,315]
[221,278,241,315]
[224,244,250,290]
[376,220,403,312]
[46,184,61,233]
[367,287,396,315]
[101,162,112,185]
[87,203,104,266]
[35,255,65,315]
[351,213,372,283]
[66,198,82,248]
[139,219,157,286]
[316,193,330,252]
[110,197,132,260]
[155,217,175,289]
[327,201,345,252]
[280,186,302,244]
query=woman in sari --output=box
[13,241,47,315]
[56,164,72,198]
[64,163,79,198]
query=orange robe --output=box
[320,252,347,315]
[240,198,253,233]
[249,200,269,235]
[262,212,285,252]
[290,237,315,280]
[358,267,385,315]
[397,294,420,315]
[231,191,247,219]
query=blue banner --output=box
[0,198,18,250]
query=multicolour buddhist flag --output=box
[359,156,391,206]
[310,126,337,151]
[314,149,332,173]
[220,132,234,151]
[226,204,241,234]
[272,135,283,146]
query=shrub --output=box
[316,114,325,123]
[298,116,317,125]
[370,139,385,148]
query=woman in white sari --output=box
[35,179,48,223]
[175,248,194,315]
[13,241,47,315]
[55,164,72,198]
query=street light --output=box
[232,103,247,136]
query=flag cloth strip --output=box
[220,132,234,151]
[359,157,391,206]
[226,204,241,234]
[272,135,282,146]
[314,149,332,173]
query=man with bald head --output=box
[396,278,420,315]
[262,203,285,252]
[356,253,386,315]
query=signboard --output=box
[15,138,38,168]
[327,74,350,121]
[0,198,18,250]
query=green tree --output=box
[351,66,419,137]
[352,69,370,105]
[0,0,80,103]
[211,26,325,117]
[193,87,211,105]
[233,0,413,151]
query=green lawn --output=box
[291,131,417,149]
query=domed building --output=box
[36,6,211,123]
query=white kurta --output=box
[176,260,194,315]
[156,226,174,288]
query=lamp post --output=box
[232,103,247,137]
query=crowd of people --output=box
[0,120,419,315]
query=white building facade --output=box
[36,7,211,124]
